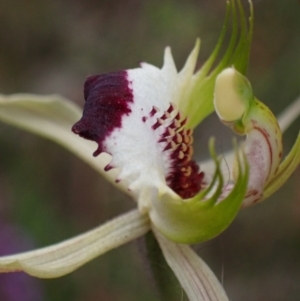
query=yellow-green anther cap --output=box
[214,67,253,123]
[214,67,290,207]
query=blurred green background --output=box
[0,0,299,300]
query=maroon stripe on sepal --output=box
[72,71,133,156]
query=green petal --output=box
[180,0,253,128]
[0,210,149,278]
[263,133,300,200]
[0,93,126,191]
[149,140,248,244]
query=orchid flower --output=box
[0,1,299,300]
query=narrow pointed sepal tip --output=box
[184,0,253,127]
[214,67,253,122]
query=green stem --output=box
[139,231,186,301]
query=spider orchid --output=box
[0,1,299,300]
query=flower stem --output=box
[139,231,186,301]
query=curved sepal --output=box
[154,230,229,301]
[0,210,149,278]
[149,140,248,244]
[263,133,300,200]
[181,0,254,128]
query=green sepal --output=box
[182,0,253,129]
[150,139,249,244]
[263,133,300,199]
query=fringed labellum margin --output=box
[72,69,205,202]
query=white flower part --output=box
[154,229,229,301]
[0,210,149,278]
[102,41,200,211]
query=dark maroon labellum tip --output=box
[104,164,114,172]
[72,71,133,156]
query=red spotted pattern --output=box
[148,103,204,199]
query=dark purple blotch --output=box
[72,71,133,156]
